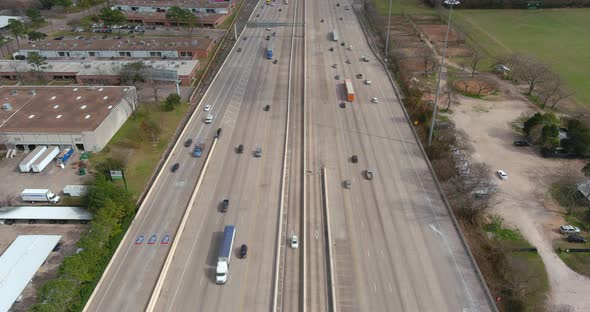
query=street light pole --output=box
[384,0,392,62]
[427,0,459,146]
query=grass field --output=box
[453,8,590,106]
[369,0,434,15]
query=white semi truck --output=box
[32,146,60,172]
[19,146,47,172]
[21,189,61,203]
[216,225,236,284]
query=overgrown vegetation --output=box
[30,174,135,312]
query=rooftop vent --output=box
[53,105,59,109]
[10,90,18,96]
[56,114,62,119]
[80,105,87,109]
[2,103,13,110]
[50,96,57,100]
[28,114,35,119]
[84,114,91,119]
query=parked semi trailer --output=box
[216,225,236,284]
[32,146,59,173]
[19,146,47,172]
[21,189,60,203]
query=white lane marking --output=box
[429,224,442,236]
[199,276,204,286]
[388,283,393,293]
[373,282,377,293]
[361,221,364,228]
[380,249,384,257]
[367,249,370,257]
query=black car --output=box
[238,47,242,52]
[171,163,180,172]
[340,102,346,108]
[513,140,531,146]
[216,128,222,138]
[237,144,244,153]
[273,60,278,64]
[329,47,334,51]
[264,105,270,111]
[567,235,587,243]
[356,73,363,79]
[239,244,248,259]
[351,155,358,163]
[184,138,193,147]
[221,199,229,213]
[54,36,64,40]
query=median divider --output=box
[321,168,337,312]
[145,136,219,312]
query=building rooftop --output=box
[18,36,214,52]
[0,235,61,312]
[0,86,133,133]
[0,59,199,76]
[115,0,233,9]
[0,16,22,29]
[0,206,93,220]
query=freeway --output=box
[304,0,496,311]
[84,0,293,311]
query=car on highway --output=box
[266,27,271,31]
[344,180,352,189]
[340,102,346,108]
[272,32,276,36]
[184,138,193,147]
[365,170,374,180]
[239,244,248,259]
[279,8,282,11]
[135,235,145,245]
[336,3,340,6]
[204,104,211,111]
[346,59,351,64]
[365,80,372,85]
[171,163,180,172]
[497,169,508,180]
[255,147,263,157]
[205,114,213,123]
[237,144,244,153]
[567,235,587,243]
[341,42,345,46]
[193,146,203,157]
[238,47,242,52]
[514,140,530,146]
[161,234,171,244]
[335,75,341,80]
[329,47,334,51]
[371,97,378,103]
[351,155,358,163]
[339,16,343,20]
[221,199,229,213]
[264,104,271,111]
[148,235,157,244]
[560,225,581,235]
[243,36,247,40]
[332,64,338,68]
[266,36,270,40]
[362,56,369,62]
[356,73,363,79]
[321,19,324,22]
[290,234,299,249]
[273,60,278,64]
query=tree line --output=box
[425,0,590,9]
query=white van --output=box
[205,114,213,124]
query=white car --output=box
[290,234,299,249]
[205,114,213,124]
[371,97,378,103]
[266,27,271,31]
[497,170,508,180]
[204,104,211,112]
[365,80,372,85]
[560,225,581,235]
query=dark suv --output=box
[171,163,180,172]
[239,244,248,259]
[567,235,587,243]
[184,138,192,147]
[221,199,229,213]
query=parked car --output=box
[184,138,193,147]
[221,199,229,213]
[237,144,244,153]
[514,140,531,146]
[567,235,587,243]
[497,169,508,180]
[239,244,248,259]
[171,163,180,172]
[365,170,374,180]
[560,225,581,235]
[255,147,263,157]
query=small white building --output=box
[0,16,23,29]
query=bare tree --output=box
[553,164,585,215]
[443,85,454,110]
[150,79,160,102]
[469,46,484,78]
[515,55,553,96]
[415,45,437,76]
[9,62,24,83]
[0,193,17,206]
[122,87,139,120]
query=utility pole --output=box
[384,0,392,62]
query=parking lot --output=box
[0,223,87,312]
[0,151,92,204]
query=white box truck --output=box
[63,185,89,197]
[32,146,60,173]
[21,189,60,203]
[19,146,47,172]
[216,225,235,284]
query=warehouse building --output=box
[123,11,227,28]
[0,86,136,152]
[14,37,215,60]
[0,59,199,86]
[113,0,235,14]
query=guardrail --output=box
[352,6,498,311]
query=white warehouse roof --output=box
[0,206,92,220]
[0,235,61,312]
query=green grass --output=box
[369,0,435,14]
[507,252,550,310]
[453,8,590,106]
[90,103,188,197]
[558,251,590,278]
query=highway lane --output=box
[306,0,496,311]
[152,1,297,311]
[84,1,284,311]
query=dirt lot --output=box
[0,223,86,311]
[0,153,92,204]
[449,74,590,310]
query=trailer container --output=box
[19,146,47,172]
[32,146,59,173]
[344,79,355,102]
[332,29,339,41]
[216,225,236,284]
